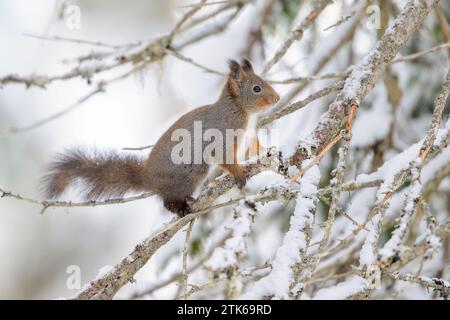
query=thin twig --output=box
[2,63,146,136]
[262,0,333,75]
[0,187,154,214]
[179,219,195,299]
[23,32,140,50]
[434,5,450,57]
[168,0,208,43]
[323,10,356,31]
[122,144,154,151]
[129,232,231,299]
[392,42,450,63]
[179,1,234,9]
[268,71,350,85]
[259,80,345,127]
[166,49,225,75]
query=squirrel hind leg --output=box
[163,197,194,217]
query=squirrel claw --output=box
[178,207,191,217]
[164,199,193,217]
[235,173,247,190]
[178,200,193,217]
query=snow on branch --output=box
[379,67,450,263]
[243,162,320,299]
[313,0,440,154]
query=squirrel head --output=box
[226,59,280,113]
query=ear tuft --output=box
[228,59,242,80]
[242,59,254,73]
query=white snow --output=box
[356,139,422,201]
[421,145,450,186]
[359,213,382,267]
[78,264,114,294]
[242,161,320,299]
[96,265,114,279]
[313,276,368,299]
[245,171,288,194]
[379,173,422,260]
[351,84,393,148]
[205,202,253,271]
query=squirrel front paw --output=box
[177,205,192,217]
[234,171,247,189]
[220,164,248,190]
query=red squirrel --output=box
[42,59,280,216]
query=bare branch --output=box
[168,0,208,43]
[23,32,141,50]
[389,272,450,297]
[166,49,225,75]
[1,63,146,136]
[74,187,293,299]
[179,219,195,299]
[259,80,345,127]
[393,41,450,63]
[0,187,153,214]
[262,0,333,75]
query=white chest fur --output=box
[236,113,258,163]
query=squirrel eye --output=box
[252,85,262,93]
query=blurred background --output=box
[0,0,449,299]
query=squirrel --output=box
[42,59,280,216]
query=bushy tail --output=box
[42,147,149,200]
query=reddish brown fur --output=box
[246,136,265,159]
[256,97,271,110]
[220,141,246,188]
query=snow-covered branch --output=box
[2,0,450,300]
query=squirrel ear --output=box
[228,59,244,81]
[242,59,254,73]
